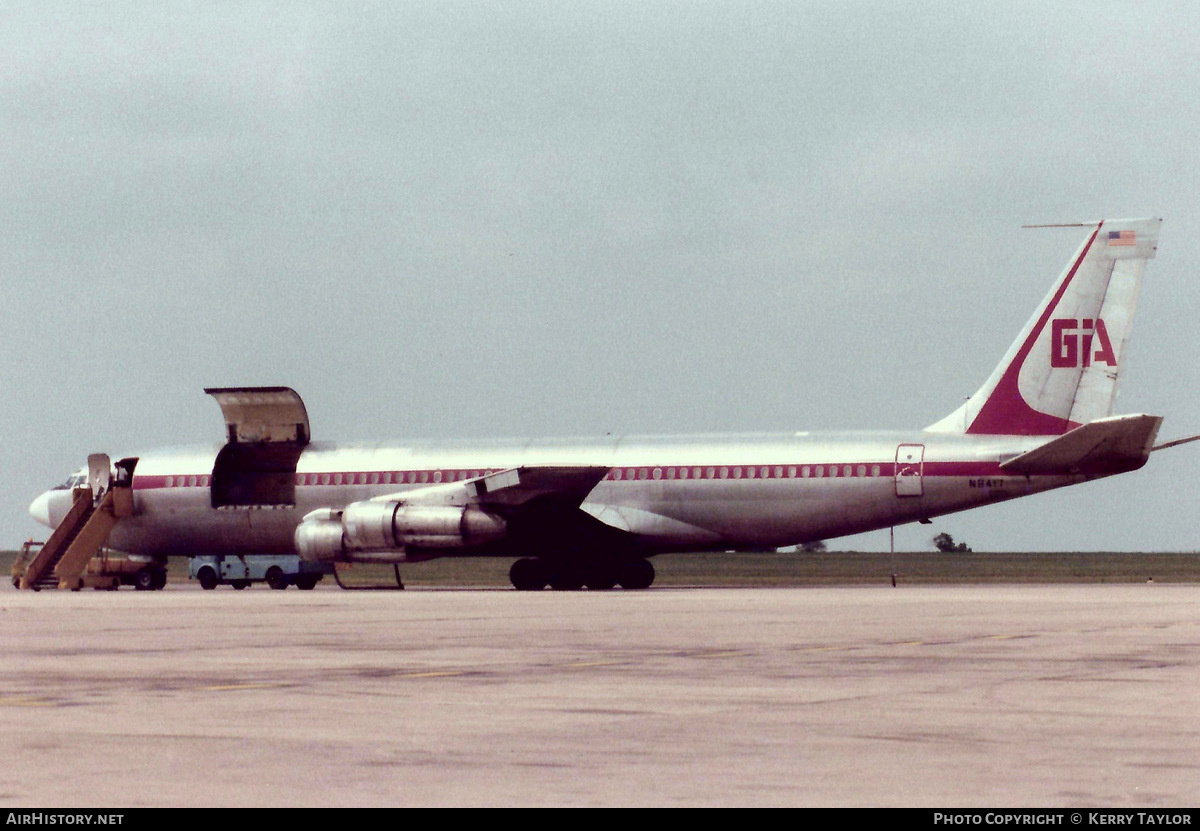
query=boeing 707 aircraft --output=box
[28,217,1169,590]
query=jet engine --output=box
[294,501,507,563]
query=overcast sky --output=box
[4,1,1199,553]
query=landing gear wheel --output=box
[294,575,318,590]
[197,567,219,590]
[151,567,167,590]
[265,566,289,590]
[134,568,157,591]
[583,565,617,591]
[509,558,547,591]
[617,559,655,590]
[549,565,584,592]
[230,580,250,590]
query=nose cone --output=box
[29,491,53,528]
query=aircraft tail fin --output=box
[927,217,1161,435]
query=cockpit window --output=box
[54,471,88,491]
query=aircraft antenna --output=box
[1020,221,1101,228]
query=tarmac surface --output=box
[2,583,1199,807]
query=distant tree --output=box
[933,532,971,553]
[799,540,827,553]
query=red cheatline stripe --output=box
[131,460,1013,490]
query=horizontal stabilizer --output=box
[999,414,1162,475]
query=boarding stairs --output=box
[18,484,131,591]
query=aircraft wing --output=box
[369,465,610,511]
[999,414,1162,475]
[299,465,616,562]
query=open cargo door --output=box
[206,387,310,508]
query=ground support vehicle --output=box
[12,541,165,591]
[188,554,332,590]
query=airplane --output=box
[27,216,1178,590]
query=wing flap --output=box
[580,502,723,545]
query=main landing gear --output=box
[133,565,167,591]
[508,557,654,591]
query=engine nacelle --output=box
[294,512,346,562]
[396,504,507,548]
[341,501,399,550]
[344,501,507,549]
[297,502,507,562]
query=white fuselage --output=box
[64,429,1089,559]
